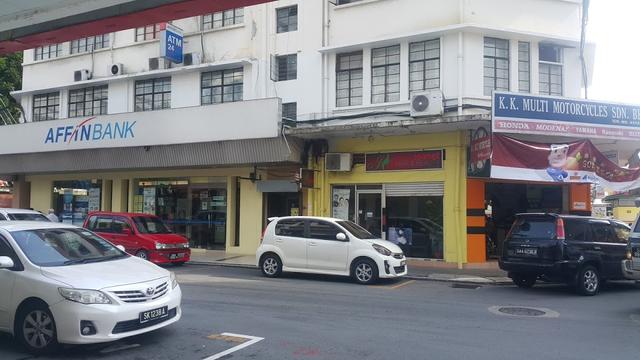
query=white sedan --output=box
[0,222,182,354]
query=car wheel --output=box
[135,250,149,261]
[260,254,282,278]
[576,265,600,296]
[352,259,379,285]
[16,302,58,355]
[512,273,537,288]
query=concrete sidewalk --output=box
[188,249,512,285]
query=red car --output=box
[83,212,191,265]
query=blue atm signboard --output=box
[160,23,183,63]
[492,91,640,140]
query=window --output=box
[7,213,49,221]
[276,54,297,81]
[112,218,132,234]
[590,222,613,243]
[70,34,109,54]
[371,45,401,103]
[309,220,342,241]
[135,77,171,111]
[336,0,363,4]
[201,68,243,105]
[133,216,172,234]
[135,24,161,42]
[0,214,6,220]
[539,44,562,96]
[32,92,60,121]
[202,7,244,29]
[34,44,62,61]
[282,102,297,120]
[483,37,509,96]
[68,85,108,118]
[409,39,440,97]
[275,219,305,237]
[93,217,114,233]
[336,51,363,107]
[612,222,631,244]
[276,5,298,33]
[564,220,588,242]
[518,42,530,93]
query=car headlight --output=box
[156,243,169,250]
[59,288,112,304]
[179,243,190,249]
[170,272,178,289]
[372,244,393,256]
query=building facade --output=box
[5,0,618,264]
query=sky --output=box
[587,0,640,104]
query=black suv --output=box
[499,213,631,296]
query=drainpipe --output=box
[457,0,464,115]
[455,132,464,269]
[579,0,590,99]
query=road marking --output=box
[203,332,264,360]
[389,280,416,290]
[207,334,248,343]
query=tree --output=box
[0,52,23,124]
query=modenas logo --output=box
[44,117,136,144]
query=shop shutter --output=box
[385,183,444,197]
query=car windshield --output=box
[337,221,377,239]
[8,213,50,221]
[11,228,127,267]
[132,216,171,234]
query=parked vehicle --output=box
[621,199,640,280]
[0,208,50,222]
[83,212,190,265]
[257,216,407,285]
[0,221,182,354]
[499,213,631,295]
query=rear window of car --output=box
[509,216,556,240]
[8,213,50,222]
[275,219,305,237]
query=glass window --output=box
[87,215,97,231]
[7,213,50,222]
[539,43,562,63]
[10,228,126,267]
[371,45,401,103]
[518,41,530,93]
[33,92,60,121]
[276,5,298,33]
[590,222,613,243]
[564,220,588,242]
[282,102,297,120]
[336,51,363,107]
[94,217,114,233]
[70,34,109,54]
[132,216,171,234]
[0,214,6,220]
[508,216,556,240]
[112,218,132,234]
[409,39,440,97]
[69,85,108,118]
[336,0,363,4]
[202,7,244,29]
[275,219,305,237]
[539,63,562,96]
[308,220,342,241]
[386,196,443,258]
[201,68,243,105]
[276,54,297,81]
[135,77,171,111]
[337,221,376,239]
[483,37,510,96]
[135,24,161,42]
[52,180,102,226]
[34,44,62,61]
[612,222,630,244]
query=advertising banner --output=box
[492,92,640,140]
[365,150,443,171]
[160,23,183,63]
[467,127,491,178]
[332,189,351,221]
[491,134,640,192]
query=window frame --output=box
[135,24,161,42]
[336,51,364,107]
[308,220,344,241]
[371,44,401,104]
[276,54,298,81]
[483,37,510,96]
[276,5,298,33]
[34,44,62,61]
[32,92,60,121]
[518,41,530,93]
[93,216,115,233]
[68,85,109,118]
[201,68,244,105]
[282,102,297,120]
[202,7,244,30]
[408,39,441,97]
[134,77,172,112]
[70,34,110,54]
[274,218,306,238]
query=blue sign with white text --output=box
[160,23,183,63]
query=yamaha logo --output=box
[146,287,155,296]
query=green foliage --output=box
[0,52,23,122]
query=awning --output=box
[0,137,302,175]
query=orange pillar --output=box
[466,179,486,263]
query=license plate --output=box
[170,253,185,260]
[139,306,168,324]
[514,247,537,256]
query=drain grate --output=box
[498,307,546,316]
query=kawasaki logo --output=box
[44,117,136,144]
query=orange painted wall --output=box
[466,179,486,263]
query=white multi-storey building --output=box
[3,0,601,264]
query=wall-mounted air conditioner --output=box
[109,63,124,76]
[73,69,92,81]
[149,57,169,71]
[325,153,352,171]
[410,90,444,117]
[183,52,202,66]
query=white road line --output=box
[203,333,264,360]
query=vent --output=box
[149,57,169,71]
[325,153,352,171]
[109,63,124,76]
[385,183,444,196]
[73,69,92,81]
[410,90,443,117]
[183,52,201,66]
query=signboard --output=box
[160,23,183,63]
[365,150,443,172]
[491,134,640,192]
[467,127,491,178]
[492,91,640,140]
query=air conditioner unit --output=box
[183,52,202,66]
[109,63,124,76]
[149,57,169,71]
[325,153,352,171]
[73,69,92,82]
[410,90,443,117]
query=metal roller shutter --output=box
[385,183,444,197]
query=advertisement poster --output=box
[491,134,640,192]
[467,127,491,177]
[62,192,74,224]
[387,227,413,246]
[143,187,156,215]
[366,150,443,171]
[332,189,351,220]
[88,188,101,212]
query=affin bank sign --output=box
[44,117,136,144]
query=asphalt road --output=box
[1,264,640,360]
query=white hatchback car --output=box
[0,222,181,354]
[257,216,407,284]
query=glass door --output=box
[357,192,382,238]
[190,185,227,249]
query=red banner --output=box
[491,134,640,191]
[366,150,442,171]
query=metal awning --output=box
[0,136,301,175]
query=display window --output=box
[52,180,102,225]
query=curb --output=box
[186,261,512,285]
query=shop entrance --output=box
[357,191,382,237]
[190,184,227,250]
[265,192,300,219]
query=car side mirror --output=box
[116,245,126,252]
[0,256,15,269]
[336,233,348,241]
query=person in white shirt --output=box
[46,209,59,222]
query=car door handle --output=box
[308,242,318,247]
[593,246,602,250]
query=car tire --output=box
[576,265,600,296]
[260,254,282,278]
[352,258,379,285]
[512,273,537,288]
[16,302,58,355]
[135,250,149,261]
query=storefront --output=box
[52,180,102,225]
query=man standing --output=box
[46,209,59,222]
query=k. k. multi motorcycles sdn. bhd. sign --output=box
[492,91,640,140]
